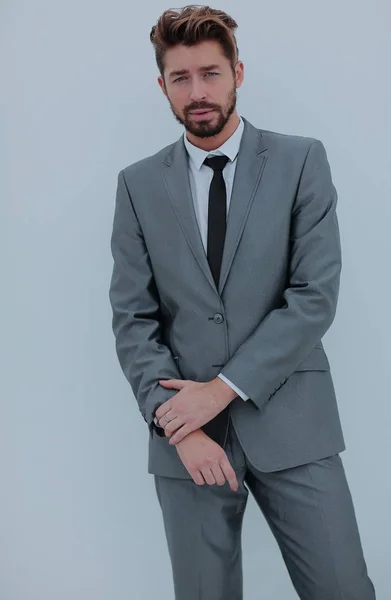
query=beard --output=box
[168,85,237,139]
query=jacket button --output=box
[213,313,224,324]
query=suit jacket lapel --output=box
[161,116,268,296]
[162,137,218,293]
[218,117,268,294]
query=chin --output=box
[193,121,227,138]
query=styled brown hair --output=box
[150,5,239,78]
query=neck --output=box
[185,111,240,152]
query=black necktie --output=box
[204,155,230,288]
[202,154,231,448]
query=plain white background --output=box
[2,1,390,598]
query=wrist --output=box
[175,428,204,447]
[211,376,237,407]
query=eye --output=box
[205,72,219,77]
[173,76,187,83]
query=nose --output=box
[189,79,207,102]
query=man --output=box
[109,5,376,599]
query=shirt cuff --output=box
[218,373,249,401]
[154,416,163,428]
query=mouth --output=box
[189,109,215,120]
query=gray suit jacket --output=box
[109,116,346,478]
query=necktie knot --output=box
[203,155,230,172]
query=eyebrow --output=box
[169,64,221,78]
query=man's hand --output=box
[175,429,239,492]
[156,377,237,445]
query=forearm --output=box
[220,140,341,410]
[109,169,181,430]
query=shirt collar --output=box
[183,116,244,171]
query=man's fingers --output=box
[169,424,193,445]
[211,464,226,487]
[155,403,171,421]
[220,455,239,492]
[163,416,183,436]
[191,470,206,486]
[200,467,216,486]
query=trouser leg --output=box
[153,424,249,600]
[243,446,376,599]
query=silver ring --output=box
[163,414,171,424]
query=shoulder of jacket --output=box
[119,140,177,178]
[258,127,321,152]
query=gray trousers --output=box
[154,422,376,600]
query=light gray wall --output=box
[2,1,390,598]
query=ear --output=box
[234,61,244,89]
[158,76,168,97]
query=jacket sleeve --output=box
[219,139,342,411]
[109,169,181,435]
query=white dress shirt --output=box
[154,117,249,427]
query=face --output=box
[158,40,244,139]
